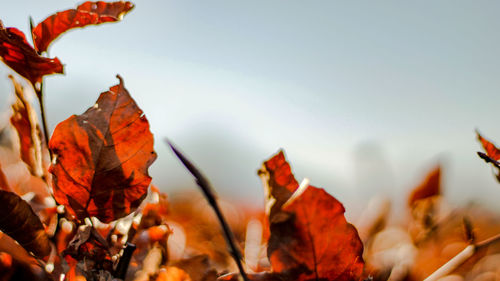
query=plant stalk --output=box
[35,82,52,159]
[166,139,249,281]
[423,232,500,281]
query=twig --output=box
[423,232,500,281]
[166,139,249,281]
[34,82,52,159]
[114,242,136,279]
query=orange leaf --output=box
[258,150,299,218]
[260,151,365,281]
[408,166,441,207]
[0,162,9,192]
[32,1,134,53]
[476,131,500,182]
[156,267,192,281]
[0,190,51,258]
[0,21,63,87]
[9,75,45,178]
[49,76,156,223]
[477,131,500,161]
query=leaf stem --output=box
[166,139,249,281]
[35,81,52,159]
[114,242,136,279]
[423,232,500,281]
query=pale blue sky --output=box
[1,1,500,216]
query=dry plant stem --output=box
[166,140,250,281]
[114,242,136,279]
[423,232,500,281]
[35,82,52,160]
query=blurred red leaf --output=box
[477,131,500,161]
[9,76,45,178]
[477,131,500,182]
[32,1,134,53]
[49,76,156,223]
[255,151,365,281]
[408,166,441,207]
[0,190,51,258]
[0,21,63,87]
[0,163,9,192]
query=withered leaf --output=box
[0,163,9,191]
[258,150,299,219]
[259,151,365,281]
[0,190,50,257]
[476,131,500,182]
[0,21,63,87]
[9,75,45,178]
[49,76,156,223]
[269,186,365,281]
[32,1,134,53]
[408,166,441,207]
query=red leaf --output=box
[0,21,63,87]
[258,150,299,218]
[0,163,9,192]
[408,166,441,207]
[477,131,500,161]
[259,151,365,281]
[32,1,134,53]
[9,75,46,178]
[49,75,156,223]
[0,190,51,258]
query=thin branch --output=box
[166,139,249,281]
[35,82,52,159]
[423,232,500,281]
[114,242,136,279]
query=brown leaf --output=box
[49,75,156,223]
[0,21,63,87]
[9,75,45,178]
[260,151,365,281]
[32,1,134,53]
[0,190,50,258]
[408,166,441,207]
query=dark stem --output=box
[35,82,52,159]
[114,242,136,279]
[166,139,249,281]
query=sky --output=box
[1,1,500,216]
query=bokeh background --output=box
[1,1,500,217]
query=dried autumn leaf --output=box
[0,190,50,257]
[259,151,365,281]
[0,21,63,87]
[32,1,134,53]
[257,150,298,219]
[49,76,156,223]
[476,131,500,182]
[0,163,9,191]
[270,186,365,281]
[9,75,45,178]
[408,166,441,207]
